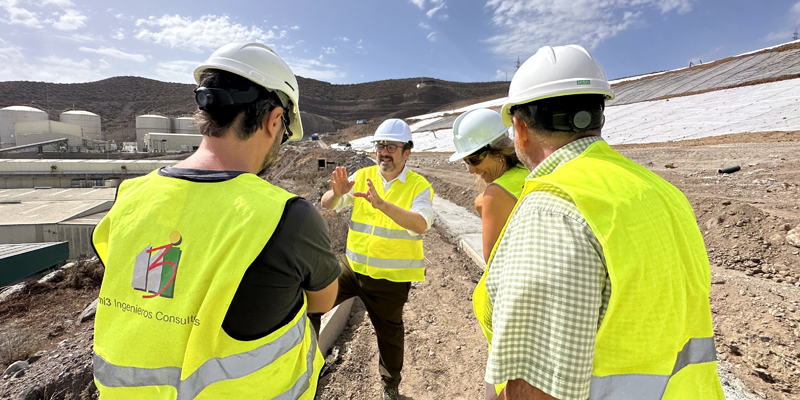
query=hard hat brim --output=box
[448,126,508,162]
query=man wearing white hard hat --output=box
[473,45,724,400]
[319,118,434,400]
[92,42,339,399]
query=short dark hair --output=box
[403,141,414,152]
[194,69,284,140]
[511,94,605,138]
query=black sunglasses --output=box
[280,109,292,144]
[464,145,491,166]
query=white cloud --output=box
[40,0,75,7]
[426,2,445,18]
[0,42,105,82]
[155,60,200,83]
[57,32,98,42]
[494,69,510,80]
[410,0,448,20]
[0,1,42,28]
[285,56,345,82]
[322,46,336,54]
[762,2,800,42]
[427,31,436,42]
[50,8,86,30]
[79,46,146,62]
[418,22,430,29]
[112,29,124,40]
[135,14,277,52]
[409,0,426,9]
[336,36,350,42]
[484,0,693,58]
[290,25,299,30]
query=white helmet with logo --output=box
[372,119,412,143]
[500,44,615,127]
[194,42,303,142]
[448,108,508,162]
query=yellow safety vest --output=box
[92,170,323,400]
[346,165,433,282]
[473,141,724,399]
[489,163,528,200]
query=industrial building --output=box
[0,106,49,149]
[15,120,84,151]
[0,242,69,286]
[135,114,200,152]
[144,132,203,154]
[0,188,115,260]
[135,114,170,151]
[0,106,108,152]
[0,159,178,189]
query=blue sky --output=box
[1,0,799,85]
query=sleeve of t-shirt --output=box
[291,199,340,291]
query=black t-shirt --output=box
[159,167,340,340]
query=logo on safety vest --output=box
[131,231,182,299]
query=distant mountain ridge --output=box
[0,76,509,143]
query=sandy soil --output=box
[1,131,799,399]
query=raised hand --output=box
[328,166,355,197]
[354,178,386,211]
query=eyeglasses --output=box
[464,146,491,166]
[375,143,400,153]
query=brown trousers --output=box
[310,255,411,389]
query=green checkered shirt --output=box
[484,136,611,400]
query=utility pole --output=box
[794,27,799,41]
[515,56,521,71]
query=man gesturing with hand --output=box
[316,118,434,400]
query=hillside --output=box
[0,76,508,143]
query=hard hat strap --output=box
[194,85,262,111]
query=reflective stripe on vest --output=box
[346,248,425,270]
[589,337,717,400]
[349,220,422,241]
[94,315,317,400]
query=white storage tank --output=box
[0,106,49,149]
[174,117,199,135]
[135,114,171,152]
[60,110,102,141]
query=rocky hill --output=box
[0,76,508,143]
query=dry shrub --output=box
[0,331,39,370]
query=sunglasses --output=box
[280,110,292,144]
[464,145,491,166]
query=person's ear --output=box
[263,107,284,140]
[512,116,528,147]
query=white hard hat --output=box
[194,42,303,142]
[448,109,508,162]
[500,44,615,126]
[373,119,412,143]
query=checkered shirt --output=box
[484,136,612,400]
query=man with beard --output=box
[318,118,434,400]
[474,44,724,400]
[92,42,339,399]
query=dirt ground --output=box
[1,131,799,399]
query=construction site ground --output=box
[1,131,799,399]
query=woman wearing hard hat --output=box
[449,108,528,262]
